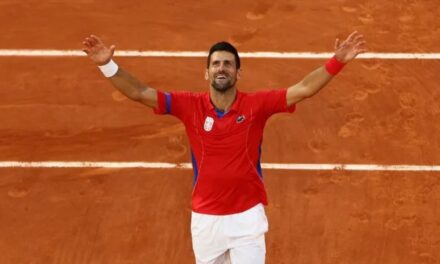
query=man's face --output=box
[205,51,240,93]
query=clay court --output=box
[1,0,440,263]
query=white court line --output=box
[0,161,439,171]
[0,49,440,59]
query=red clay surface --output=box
[2,169,440,263]
[1,0,440,52]
[1,0,440,263]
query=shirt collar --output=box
[205,90,242,113]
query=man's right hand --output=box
[82,35,116,66]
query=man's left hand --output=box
[334,31,367,63]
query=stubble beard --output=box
[211,77,236,93]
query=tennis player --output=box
[83,31,366,264]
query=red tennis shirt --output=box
[154,89,295,215]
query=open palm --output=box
[334,31,367,63]
[82,35,116,66]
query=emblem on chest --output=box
[204,116,214,132]
[236,115,246,123]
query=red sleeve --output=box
[257,89,296,118]
[153,90,194,122]
[153,90,168,115]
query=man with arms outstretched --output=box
[83,32,366,264]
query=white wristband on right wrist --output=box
[98,59,119,78]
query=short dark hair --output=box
[207,41,240,69]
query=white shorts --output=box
[191,203,268,264]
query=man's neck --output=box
[209,87,237,112]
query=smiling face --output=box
[205,51,241,93]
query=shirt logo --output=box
[204,116,214,132]
[236,115,246,123]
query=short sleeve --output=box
[257,89,296,118]
[153,90,194,122]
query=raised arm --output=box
[286,31,367,106]
[82,35,158,108]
